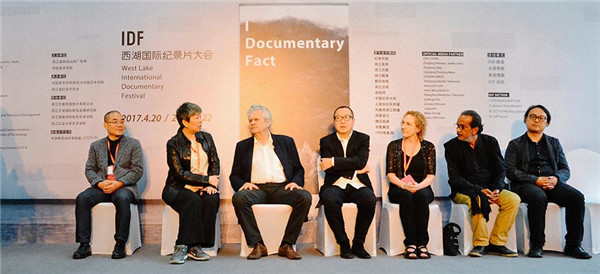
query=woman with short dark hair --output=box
[162,102,220,264]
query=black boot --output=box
[73,243,91,259]
[339,240,354,259]
[111,240,126,259]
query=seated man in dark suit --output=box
[505,105,591,259]
[230,104,312,260]
[319,106,376,259]
[73,110,144,259]
[445,110,519,258]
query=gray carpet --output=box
[1,243,598,273]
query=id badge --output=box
[107,165,114,175]
[107,165,116,180]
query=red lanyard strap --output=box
[402,139,417,177]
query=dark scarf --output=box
[467,191,491,221]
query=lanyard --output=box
[402,139,416,177]
[107,139,120,166]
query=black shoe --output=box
[351,244,371,259]
[111,241,126,259]
[527,247,543,258]
[73,243,91,259]
[563,246,592,259]
[468,246,487,257]
[340,241,354,259]
[487,244,517,257]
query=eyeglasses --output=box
[334,115,353,122]
[528,114,547,122]
[455,124,469,130]
[106,121,125,125]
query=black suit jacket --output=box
[229,134,304,192]
[444,134,506,197]
[319,131,372,198]
[505,133,570,185]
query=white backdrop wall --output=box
[1,2,241,199]
[1,2,599,201]
[350,2,600,198]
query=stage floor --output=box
[1,243,597,273]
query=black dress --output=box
[386,139,436,246]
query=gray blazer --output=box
[85,135,144,199]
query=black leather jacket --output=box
[162,128,220,205]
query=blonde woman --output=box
[386,111,435,259]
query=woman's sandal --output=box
[417,246,431,259]
[404,245,418,259]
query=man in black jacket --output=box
[505,105,591,259]
[444,110,520,258]
[319,106,376,259]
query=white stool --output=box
[515,202,565,253]
[160,205,220,256]
[90,202,141,255]
[564,149,600,254]
[239,204,293,257]
[585,203,600,254]
[450,202,518,255]
[314,156,377,257]
[315,203,377,257]
[377,156,443,256]
[379,203,443,256]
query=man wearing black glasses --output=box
[319,106,376,259]
[73,110,144,260]
[505,105,591,259]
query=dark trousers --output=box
[321,185,376,246]
[514,182,585,249]
[167,189,220,247]
[75,187,136,243]
[388,186,434,247]
[232,183,312,247]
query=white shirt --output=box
[185,138,209,192]
[251,133,287,184]
[332,131,366,189]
